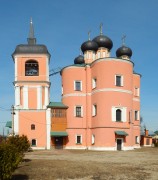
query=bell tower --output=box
[12,19,51,149]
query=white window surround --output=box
[76,135,82,144]
[135,136,140,144]
[74,80,82,91]
[115,75,124,87]
[92,104,97,116]
[134,87,140,97]
[74,105,83,117]
[92,78,97,89]
[112,106,127,122]
[92,134,95,145]
[134,110,140,120]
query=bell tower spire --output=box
[27,18,36,45]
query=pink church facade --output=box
[61,31,141,150]
[12,21,141,151]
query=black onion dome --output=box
[81,40,98,53]
[74,55,85,64]
[93,35,113,50]
[116,45,132,58]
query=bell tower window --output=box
[25,60,39,76]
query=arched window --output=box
[116,109,122,122]
[31,124,35,130]
[25,60,39,76]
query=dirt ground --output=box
[12,147,158,180]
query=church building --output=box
[11,21,141,150]
[61,26,141,150]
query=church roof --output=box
[12,18,50,58]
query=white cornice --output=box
[63,88,132,98]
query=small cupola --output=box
[81,31,98,54]
[116,35,132,60]
[93,24,113,51]
[81,31,98,64]
[74,54,85,64]
[93,24,113,58]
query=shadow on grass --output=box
[12,174,28,180]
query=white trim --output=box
[133,98,140,102]
[23,86,28,109]
[46,57,49,81]
[111,106,127,122]
[88,146,116,151]
[63,88,132,98]
[91,58,133,68]
[65,146,87,150]
[92,78,97,89]
[37,86,42,109]
[14,110,19,134]
[92,134,95,144]
[15,57,18,81]
[31,147,46,150]
[92,104,97,116]
[15,86,20,106]
[44,86,49,106]
[46,108,51,149]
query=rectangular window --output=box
[76,106,81,117]
[115,75,123,86]
[92,78,97,89]
[92,104,97,116]
[74,81,82,91]
[52,109,66,117]
[31,139,36,146]
[76,135,82,144]
[135,111,139,120]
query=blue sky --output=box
[0,0,158,134]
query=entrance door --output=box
[117,139,122,150]
[55,137,63,149]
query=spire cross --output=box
[88,31,91,40]
[29,17,34,39]
[122,35,126,46]
[100,23,103,35]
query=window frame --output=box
[115,75,123,87]
[76,135,82,144]
[31,124,35,130]
[92,104,97,116]
[112,106,127,122]
[134,110,140,120]
[92,134,95,145]
[31,139,37,146]
[74,81,82,91]
[92,78,97,89]
[74,106,83,117]
[134,87,140,97]
[135,136,139,144]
